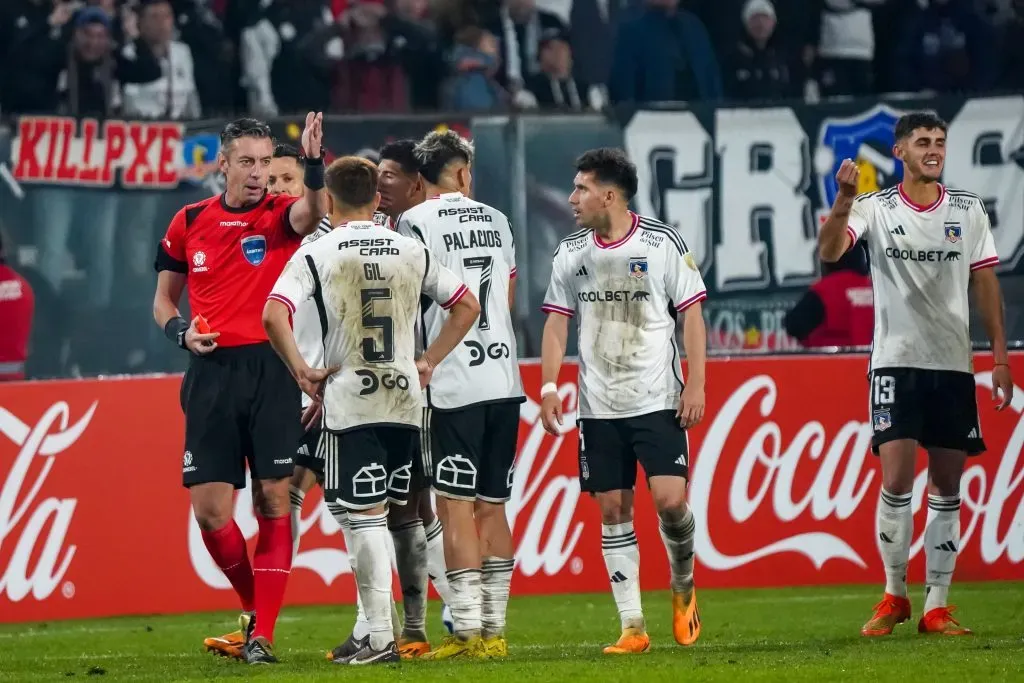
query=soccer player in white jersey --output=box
[263,156,480,665]
[540,149,707,655]
[818,112,1013,637]
[375,139,461,658]
[397,130,524,660]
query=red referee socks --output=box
[201,520,256,613]
[252,515,293,643]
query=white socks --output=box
[658,506,696,595]
[877,489,913,598]
[481,557,514,639]
[348,512,395,651]
[289,485,305,560]
[601,522,644,631]
[328,503,370,639]
[445,568,483,638]
[424,518,456,607]
[390,519,428,638]
[924,494,960,612]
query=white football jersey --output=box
[848,184,998,373]
[294,217,333,409]
[543,213,707,419]
[397,192,524,410]
[268,221,468,432]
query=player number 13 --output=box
[872,375,895,405]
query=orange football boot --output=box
[397,637,431,659]
[861,594,911,636]
[204,630,244,659]
[602,627,651,655]
[918,606,973,635]
[672,589,701,646]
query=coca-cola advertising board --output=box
[1,355,1022,623]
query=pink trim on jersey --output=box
[594,212,639,249]
[441,284,469,309]
[897,183,945,213]
[970,256,1000,272]
[267,293,296,314]
[676,291,707,312]
[510,266,518,279]
[845,226,858,251]
[541,303,575,318]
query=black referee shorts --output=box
[179,342,301,489]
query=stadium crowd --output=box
[2,0,1024,119]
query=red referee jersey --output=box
[156,193,302,347]
[0,264,33,380]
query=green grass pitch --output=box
[1,582,1022,681]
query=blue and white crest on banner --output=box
[241,234,267,266]
[816,104,906,211]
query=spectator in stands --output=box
[444,26,508,111]
[383,0,446,109]
[608,0,722,104]
[3,3,161,114]
[816,0,882,98]
[724,0,800,102]
[997,0,1024,90]
[569,0,629,108]
[172,0,235,116]
[525,27,591,109]
[331,2,410,111]
[783,241,873,348]
[241,0,340,116]
[122,0,201,119]
[0,231,35,383]
[488,0,570,109]
[895,0,997,94]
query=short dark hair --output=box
[575,148,638,201]
[326,156,379,208]
[379,139,420,176]
[220,118,273,149]
[273,143,304,166]
[894,112,947,142]
[414,130,474,184]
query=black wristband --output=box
[164,316,189,350]
[304,155,324,190]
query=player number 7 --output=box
[462,256,492,330]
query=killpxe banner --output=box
[2,354,1022,623]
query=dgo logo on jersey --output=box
[815,104,907,223]
[240,235,267,266]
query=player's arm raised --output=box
[418,262,480,388]
[969,206,1013,410]
[819,159,861,262]
[286,112,330,237]
[263,256,338,399]
[153,209,219,354]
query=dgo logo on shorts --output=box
[240,235,267,266]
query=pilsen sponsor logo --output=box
[188,381,585,588]
[0,402,97,602]
[11,116,183,188]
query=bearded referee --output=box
[153,113,329,664]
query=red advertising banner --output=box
[1,354,1022,623]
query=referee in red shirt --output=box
[153,113,330,664]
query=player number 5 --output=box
[872,375,895,405]
[360,287,395,363]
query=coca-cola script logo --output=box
[0,402,97,602]
[190,385,587,588]
[690,371,1024,573]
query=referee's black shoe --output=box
[244,636,278,664]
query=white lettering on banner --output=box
[0,402,96,601]
[689,375,873,570]
[509,384,584,577]
[623,111,714,270]
[945,96,1024,270]
[715,108,817,290]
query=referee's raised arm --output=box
[286,111,330,237]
